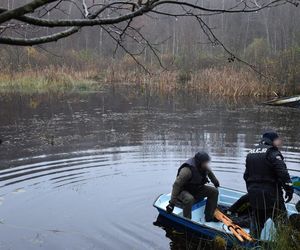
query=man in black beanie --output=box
[166,151,220,222]
[244,131,293,238]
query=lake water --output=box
[0,85,299,249]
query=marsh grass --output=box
[0,66,101,93]
[94,59,286,97]
[146,68,282,97]
[0,60,287,96]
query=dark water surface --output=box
[0,86,299,250]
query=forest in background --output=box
[0,0,299,96]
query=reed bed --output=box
[96,58,286,97]
[0,64,287,96]
[189,68,277,97]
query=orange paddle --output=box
[214,209,254,242]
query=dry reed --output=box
[0,62,286,96]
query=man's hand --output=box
[284,185,294,203]
[296,201,300,212]
[166,202,175,214]
[213,181,220,188]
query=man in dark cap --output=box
[244,131,293,238]
[166,151,220,222]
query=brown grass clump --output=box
[97,58,285,97]
[105,66,283,97]
[188,67,281,97]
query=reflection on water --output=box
[0,86,300,249]
[153,215,217,250]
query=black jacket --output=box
[244,141,292,209]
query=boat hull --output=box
[264,95,300,107]
[156,207,222,239]
[153,187,299,246]
[153,188,254,246]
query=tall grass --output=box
[0,57,288,96]
[189,68,279,97]
[266,223,300,250]
[148,68,282,97]
[209,215,300,250]
[0,66,101,93]
[100,63,285,97]
[88,56,286,97]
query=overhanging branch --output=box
[0,27,80,45]
[0,3,149,27]
[0,0,57,24]
[0,0,294,28]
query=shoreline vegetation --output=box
[0,65,293,97]
[211,222,300,250]
[0,45,299,96]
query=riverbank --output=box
[0,65,290,96]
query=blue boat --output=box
[153,187,299,246]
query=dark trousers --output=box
[250,200,288,239]
[177,185,219,220]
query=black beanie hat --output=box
[262,131,279,142]
[194,151,210,166]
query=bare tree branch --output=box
[0,0,295,28]
[0,3,150,27]
[0,27,80,45]
[0,0,57,24]
[194,16,269,77]
[102,25,150,73]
